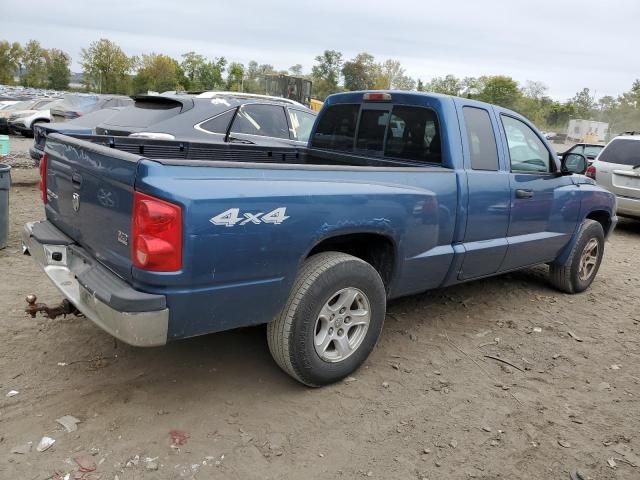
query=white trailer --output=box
[567,119,608,142]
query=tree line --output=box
[1,38,639,133]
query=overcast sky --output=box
[1,0,637,100]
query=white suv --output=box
[588,134,640,219]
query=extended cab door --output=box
[455,100,511,279]
[498,114,580,270]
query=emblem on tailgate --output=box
[117,230,128,245]
[72,192,80,212]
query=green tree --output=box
[81,38,135,94]
[288,64,303,76]
[21,40,49,88]
[196,58,227,90]
[46,48,71,89]
[476,75,521,110]
[312,50,343,99]
[0,40,22,84]
[424,74,463,96]
[226,62,245,91]
[370,59,415,90]
[180,51,206,88]
[133,53,183,93]
[342,52,376,91]
[571,87,595,118]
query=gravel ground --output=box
[0,153,639,480]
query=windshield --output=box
[584,145,604,158]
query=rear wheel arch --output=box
[304,232,397,292]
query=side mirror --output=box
[561,152,587,175]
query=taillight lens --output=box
[39,153,48,204]
[131,191,182,271]
[586,165,596,179]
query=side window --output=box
[356,109,389,154]
[569,144,584,155]
[384,106,441,163]
[501,115,553,173]
[463,107,499,171]
[311,104,359,151]
[230,104,289,139]
[198,109,236,134]
[287,109,316,142]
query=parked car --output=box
[95,93,317,146]
[30,106,128,163]
[586,134,640,219]
[23,91,616,386]
[7,98,64,137]
[50,94,133,122]
[559,142,605,164]
[0,98,58,134]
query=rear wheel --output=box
[549,219,605,293]
[267,252,386,386]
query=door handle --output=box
[516,189,533,199]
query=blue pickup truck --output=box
[23,91,617,386]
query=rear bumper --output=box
[22,221,169,346]
[617,195,640,219]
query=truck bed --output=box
[60,134,444,169]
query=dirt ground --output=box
[1,147,639,480]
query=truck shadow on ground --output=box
[93,265,555,399]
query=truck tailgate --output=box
[44,134,142,281]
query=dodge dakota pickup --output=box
[23,91,617,386]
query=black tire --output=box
[549,219,605,293]
[267,252,386,387]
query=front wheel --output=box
[549,219,605,293]
[267,252,386,386]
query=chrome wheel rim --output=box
[578,238,599,281]
[313,287,371,363]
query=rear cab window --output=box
[598,139,640,166]
[311,103,442,164]
[462,107,499,171]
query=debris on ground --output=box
[11,442,32,454]
[56,415,81,433]
[613,443,640,467]
[74,454,96,472]
[484,354,525,372]
[144,456,159,471]
[533,327,542,333]
[607,457,617,468]
[6,389,19,397]
[36,436,55,452]
[567,331,583,342]
[169,429,190,446]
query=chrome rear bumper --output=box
[22,221,169,346]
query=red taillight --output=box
[39,153,48,204]
[586,165,596,179]
[131,191,182,272]
[363,92,392,102]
